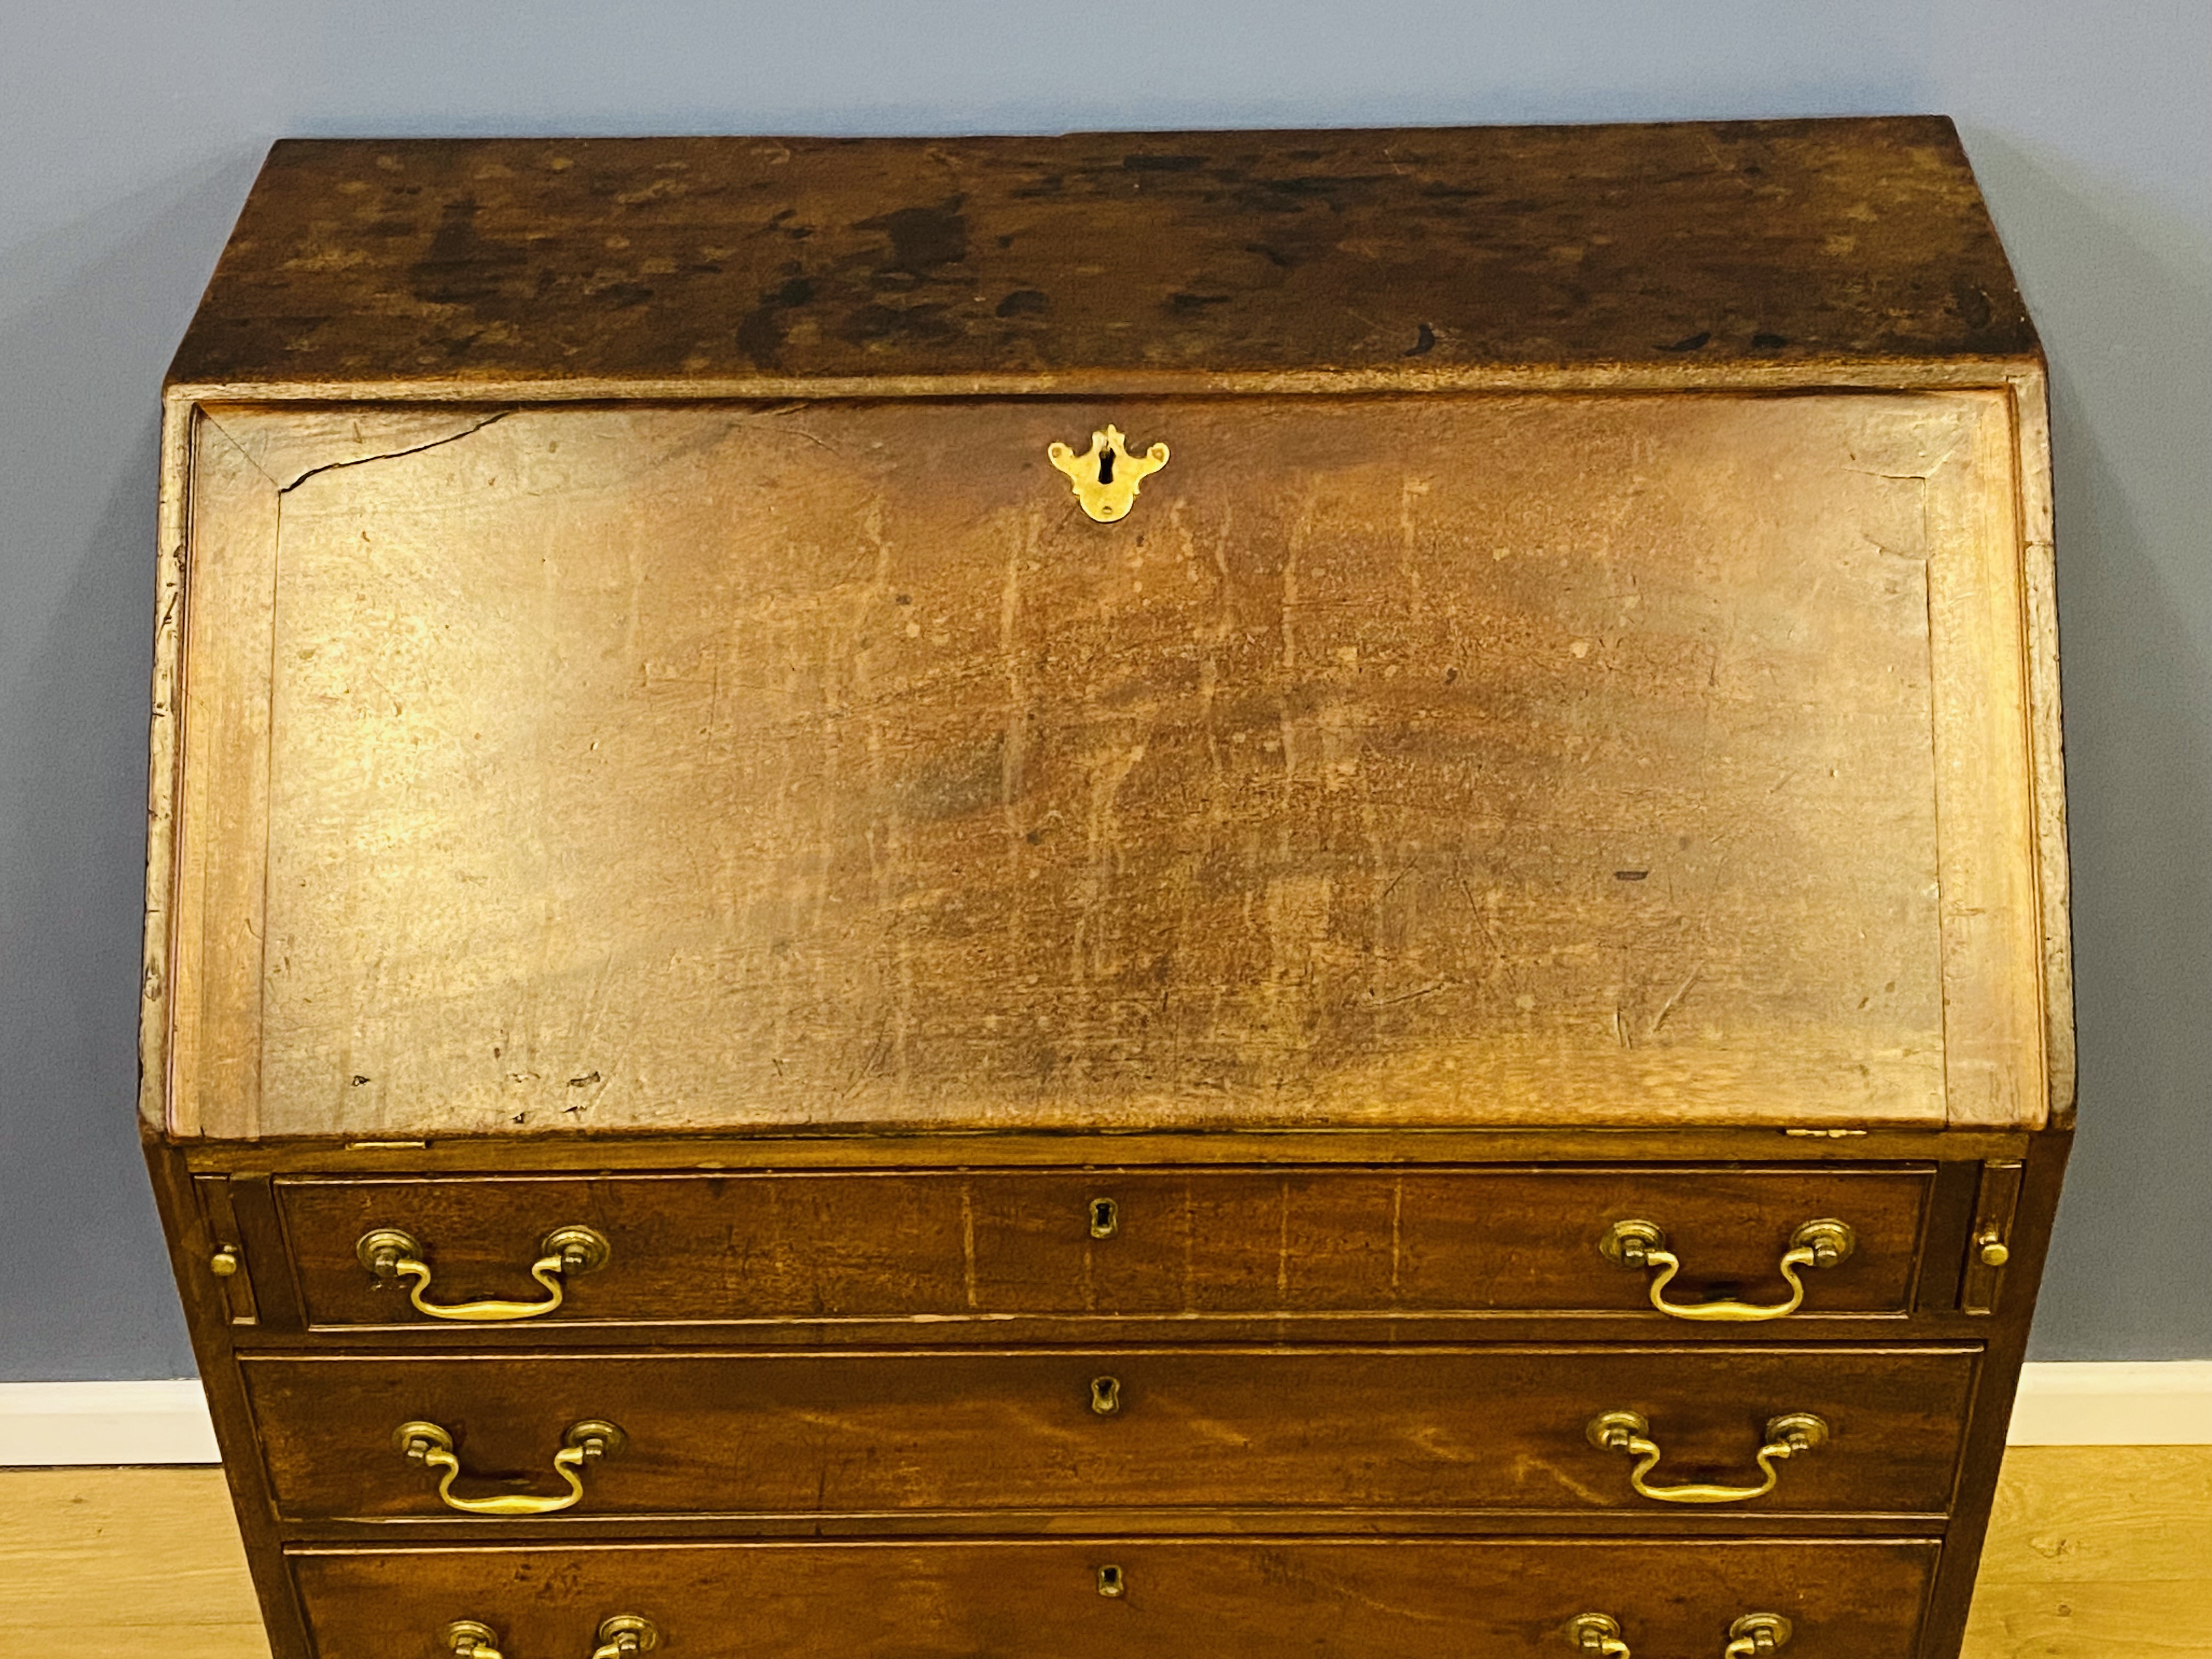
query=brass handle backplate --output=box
[589,1615,661,1658]
[443,1621,505,1659]
[1587,1409,1828,1505]
[396,1418,624,1516]
[1047,425,1168,522]
[358,1224,609,1322]
[1724,1613,1793,1657]
[1565,1612,1631,1656]
[442,1616,658,1659]
[1601,1217,1854,1321]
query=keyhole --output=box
[1089,1196,1119,1239]
[1096,445,1116,485]
[1090,1375,1122,1416]
[1096,1564,1126,1598]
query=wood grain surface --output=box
[269,1165,1935,1330]
[165,120,2035,396]
[238,1345,1975,1523]
[0,1468,267,1659]
[167,391,2048,1138]
[287,1537,1942,1659]
[9,1449,2198,1659]
[1962,1444,2212,1658]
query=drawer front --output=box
[290,1537,1940,1659]
[275,1165,1936,1329]
[244,1345,1973,1522]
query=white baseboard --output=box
[2004,1360,2212,1445]
[2,1362,2207,1467]
[0,1380,222,1466]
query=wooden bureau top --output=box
[168,117,2035,397]
[148,120,2070,1144]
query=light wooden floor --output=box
[2,1447,2205,1656]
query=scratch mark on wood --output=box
[960,1184,978,1311]
[274,411,513,495]
[1651,968,1703,1034]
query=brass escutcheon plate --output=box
[1047,425,1169,522]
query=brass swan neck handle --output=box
[1601,1218,1855,1322]
[1587,1409,1829,1505]
[1564,1611,1793,1657]
[441,1616,659,1659]
[396,1418,624,1516]
[358,1224,610,1323]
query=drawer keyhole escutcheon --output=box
[357,1223,610,1322]
[1090,1375,1123,1416]
[1724,1614,1792,1657]
[1096,1564,1126,1598]
[1564,1612,1630,1656]
[440,1615,659,1659]
[1046,425,1169,522]
[1600,1217,1854,1322]
[1088,1196,1120,1239]
[1587,1409,1828,1505]
[395,1418,625,1516]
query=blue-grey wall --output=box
[3,2,2205,1379]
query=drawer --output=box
[242,1345,1974,1523]
[273,1165,1938,1331]
[289,1537,1942,1659]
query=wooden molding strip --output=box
[2,1364,2207,1466]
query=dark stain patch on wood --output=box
[168,119,2039,391]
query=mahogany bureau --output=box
[143,119,2072,1659]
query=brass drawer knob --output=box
[1565,1612,1630,1655]
[1047,425,1168,522]
[1090,1374,1123,1416]
[441,1616,659,1659]
[396,1418,624,1516]
[1587,1409,1829,1506]
[1600,1217,1854,1321]
[1725,1614,1793,1657]
[357,1223,610,1322]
